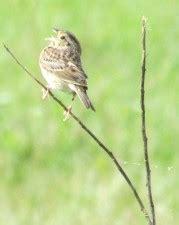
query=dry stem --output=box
[141,17,156,225]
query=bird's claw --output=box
[41,87,50,99]
[63,106,72,121]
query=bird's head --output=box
[46,29,81,54]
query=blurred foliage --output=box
[0,0,178,224]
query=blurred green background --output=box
[0,0,178,224]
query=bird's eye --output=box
[60,36,65,39]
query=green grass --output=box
[0,0,178,224]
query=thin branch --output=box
[3,43,152,224]
[141,18,156,225]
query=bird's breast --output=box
[40,66,73,93]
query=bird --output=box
[39,29,95,119]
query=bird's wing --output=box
[40,47,87,87]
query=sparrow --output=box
[39,29,95,118]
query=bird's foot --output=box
[41,87,50,100]
[63,106,72,121]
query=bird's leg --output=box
[41,86,50,100]
[63,93,76,121]
[71,93,76,102]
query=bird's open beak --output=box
[52,28,59,33]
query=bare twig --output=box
[141,18,156,225]
[3,43,152,224]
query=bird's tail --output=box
[75,86,95,111]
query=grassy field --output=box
[0,1,178,224]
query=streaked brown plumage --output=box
[39,29,95,111]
